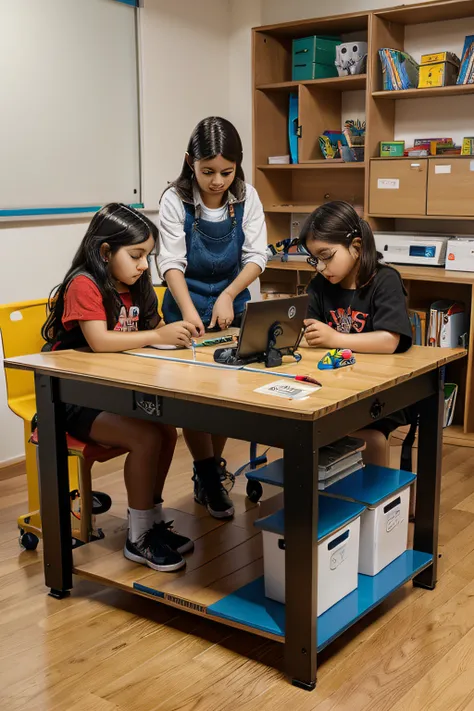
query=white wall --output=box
[0,0,231,465]
[0,219,88,464]
[260,0,426,24]
[139,0,231,207]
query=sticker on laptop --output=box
[254,379,320,400]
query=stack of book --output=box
[318,436,365,490]
[379,48,419,90]
[409,308,428,346]
[457,35,474,84]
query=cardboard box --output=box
[380,141,405,157]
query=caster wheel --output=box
[92,491,112,515]
[20,532,39,551]
[246,480,263,503]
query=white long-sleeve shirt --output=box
[156,183,268,279]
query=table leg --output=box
[283,421,319,690]
[413,367,444,590]
[35,373,72,597]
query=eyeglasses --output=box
[306,249,337,271]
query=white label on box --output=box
[386,508,402,532]
[470,160,474,172]
[435,164,451,174]
[330,545,347,570]
[377,178,399,189]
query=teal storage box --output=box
[292,35,341,81]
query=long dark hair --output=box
[171,117,245,197]
[42,203,159,343]
[299,201,381,288]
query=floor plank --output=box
[0,438,473,711]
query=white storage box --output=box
[321,464,416,576]
[254,497,365,616]
[446,237,474,272]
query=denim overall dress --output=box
[162,200,251,327]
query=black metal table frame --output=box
[34,364,443,691]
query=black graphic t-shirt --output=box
[307,265,412,353]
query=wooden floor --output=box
[1,437,474,711]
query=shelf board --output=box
[207,551,433,650]
[258,162,365,170]
[266,260,474,284]
[369,213,474,221]
[257,74,367,93]
[256,12,368,38]
[443,425,474,448]
[264,203,321,213]
[372,84,474,100]
[376,1,474,26]
[267,260,313,271]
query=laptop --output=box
[214,295,309,366]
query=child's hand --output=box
[153,322,196,347]
[209,292,234,330]
[304,319,341,349]
[182,307,205,337]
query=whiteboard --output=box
[0,0,141,215]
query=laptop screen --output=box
[236,295,309,359]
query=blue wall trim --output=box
[0,204,144,218]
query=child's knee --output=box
[158,424,178,449]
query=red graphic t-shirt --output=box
[62,275,139,332]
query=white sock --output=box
[128,507,155,543]
[154,502,165,524]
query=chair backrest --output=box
[153,285,166,317]
[0,299,48,411]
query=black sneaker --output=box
[216,458,235,491]
[193,470,235,519]
[126,510,193,555]
[157,520,194,555]
[124,523,185,572]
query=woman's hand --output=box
[181,307,205,337]
[304,319,341,349]
[209,291,234,330]
[151,321,197,348]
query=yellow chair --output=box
[0,299,124,550]
[154,285,166,317]
[0,299,69,546]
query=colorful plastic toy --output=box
[318,348,356,370]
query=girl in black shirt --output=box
[300,201,413,467]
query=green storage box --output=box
[292,35,340,81]
[379,141,405,157]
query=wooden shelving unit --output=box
[252,0,474,445]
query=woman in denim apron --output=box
[157,117,267,520]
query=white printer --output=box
[446,237,474,272]
[373,232,451,267]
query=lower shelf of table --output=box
[72,517,432,651]
[204,550,431,650]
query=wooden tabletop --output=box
[5,344,464,421]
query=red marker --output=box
[295,375,322,386]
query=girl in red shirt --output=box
[43,203,198,573]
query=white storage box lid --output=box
[254,496,366,542]
[320,464,416,508]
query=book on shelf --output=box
[379,48,419,90]
[457,35,474,84]
[409,309,429,346]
